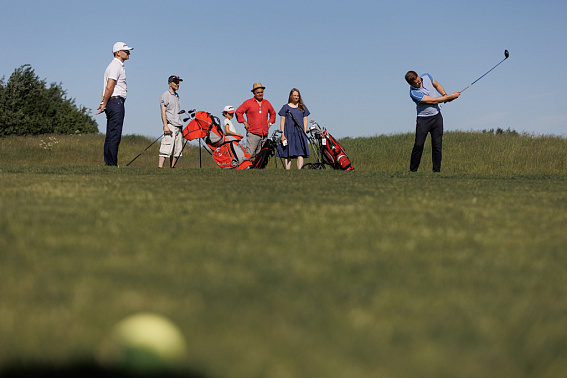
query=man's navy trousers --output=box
[410,112,443,172]
[104,97,125,166]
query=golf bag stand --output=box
[301,128,326,169]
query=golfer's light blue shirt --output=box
[409,73,440,117]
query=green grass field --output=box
[1,133,566,377]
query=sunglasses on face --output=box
[122,50,131,55]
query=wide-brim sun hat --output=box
[251,82,265,92]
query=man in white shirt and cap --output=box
[96,41,134,166]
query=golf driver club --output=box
[180,109,196,122]
[305,120,325,168]
[461,50,509,93]
[271,129,284,168]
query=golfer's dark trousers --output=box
[410,112,443,172]
[104,97,125,166]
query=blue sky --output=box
[1,0,565,138]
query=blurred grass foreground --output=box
[0,132,566,377]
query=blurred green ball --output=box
[98,312,187,373]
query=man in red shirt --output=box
[236,83,276,157]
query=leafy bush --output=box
[0,65,98,136]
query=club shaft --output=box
[462,57,508,92]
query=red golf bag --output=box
[310,124,354,171]
[183,111,251,170]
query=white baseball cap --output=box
[113,42,134,53]
[223,105,235,113]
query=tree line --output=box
[0,65,98,136]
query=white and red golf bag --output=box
[183,111,251,170]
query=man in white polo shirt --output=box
[96,42,134,166]
[158,75,184,168]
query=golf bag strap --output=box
[286,109,308,136]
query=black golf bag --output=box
[250,129,282,169]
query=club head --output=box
[504,50,509,59]
[183,117,190,122]
[188,109,196,113]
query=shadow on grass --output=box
[0,361,211,378]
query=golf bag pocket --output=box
[316,130,354,171]
[213,142,251,170]
[205,125,225,147]
[183,122,205,140]
[183,111,212,141]
[251,138,277,169]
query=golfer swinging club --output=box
[405,71,460,172]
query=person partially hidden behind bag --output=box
[222,105,243,138]
[235,83,276,158]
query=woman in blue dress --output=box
[277,88,310,170]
